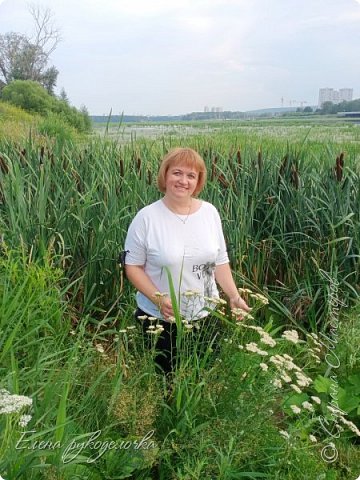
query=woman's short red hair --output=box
[157,147,207,196]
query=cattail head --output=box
[290,164,300,189]
[335,152,345,182]
[237,149,241,166]
[119,158,124,177]
[0,156,8,174]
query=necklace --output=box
[163,197,192,224]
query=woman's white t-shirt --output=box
[124,199,229,320]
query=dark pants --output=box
[134,308,220,375]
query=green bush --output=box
[1,80,51,115]
[1,79,92,133]
[37,113,78,143]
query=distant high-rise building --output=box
[318,88,353,107]
[204,106,209,112]
[339,88,353,102]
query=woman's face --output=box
[165,164,199,200]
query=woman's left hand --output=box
[229,295,251,321]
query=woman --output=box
[124,147,250,373]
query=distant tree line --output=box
[317,99,360,115]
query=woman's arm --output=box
[125,264,174,319]
[215,263,250,313]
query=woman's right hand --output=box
[158,296,174,321]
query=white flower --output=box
[338,416,360,437]
[245,343,268,356]
[148,316,157,321]
[260,333,277,347]
[147,325,155,330]
[311,396,321,405]
[126,325,136,330]
[0,390,33,415]
[302,401,314,412]
[290,405,301,414]
[283,354,293,361]
[250,293,269,305]
[168,316,176,323]
[232,307,248,316]
[269,355,284,366]
[280,373,292,383]
[241,372,248,380]
[95,343,105,353]
[259,363,268,371]
[19,414,32,427]
[119,329,127,333]
[154,291,167,297]
[290,384,302,394]
[184,324,193,330]
[183,290,196,297]
[238,287,253,294]
[137,315,148,320]
[309,434,317,443]
[279,430,290,440]
[295,371,312,387]
[281,330,300,344]
[272,378,283,388]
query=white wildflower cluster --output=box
[0,389,33,415]
[231,307,253,320]
[259,363,268,372]
[183,290,201,298]
[272,378,283,388]
[153,291,168,298]
[309,434,317,443]
[204,296,219,305]
[290,405,301,414]
[294,370,312,388]
[311,396,321,405]
[245,342,268,356]
[238,287,253,295]
[281,329,300,344]
[19,414,32,427]
[327,405,360,437]
[279,430,290,440]
[249,293,269,305]
[290,384,302,394]
[245,325,276,348]
[302,401,314,412]
[95,343,105,354]
[267,354,312,395]
[146,323,165,335]
[280,373,292,384]
[306,332,322,364]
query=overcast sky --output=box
[1,0,359,115]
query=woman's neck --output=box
[162,194,193,213]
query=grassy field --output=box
[0,116,359,479]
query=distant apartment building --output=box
[318,88,353,107]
